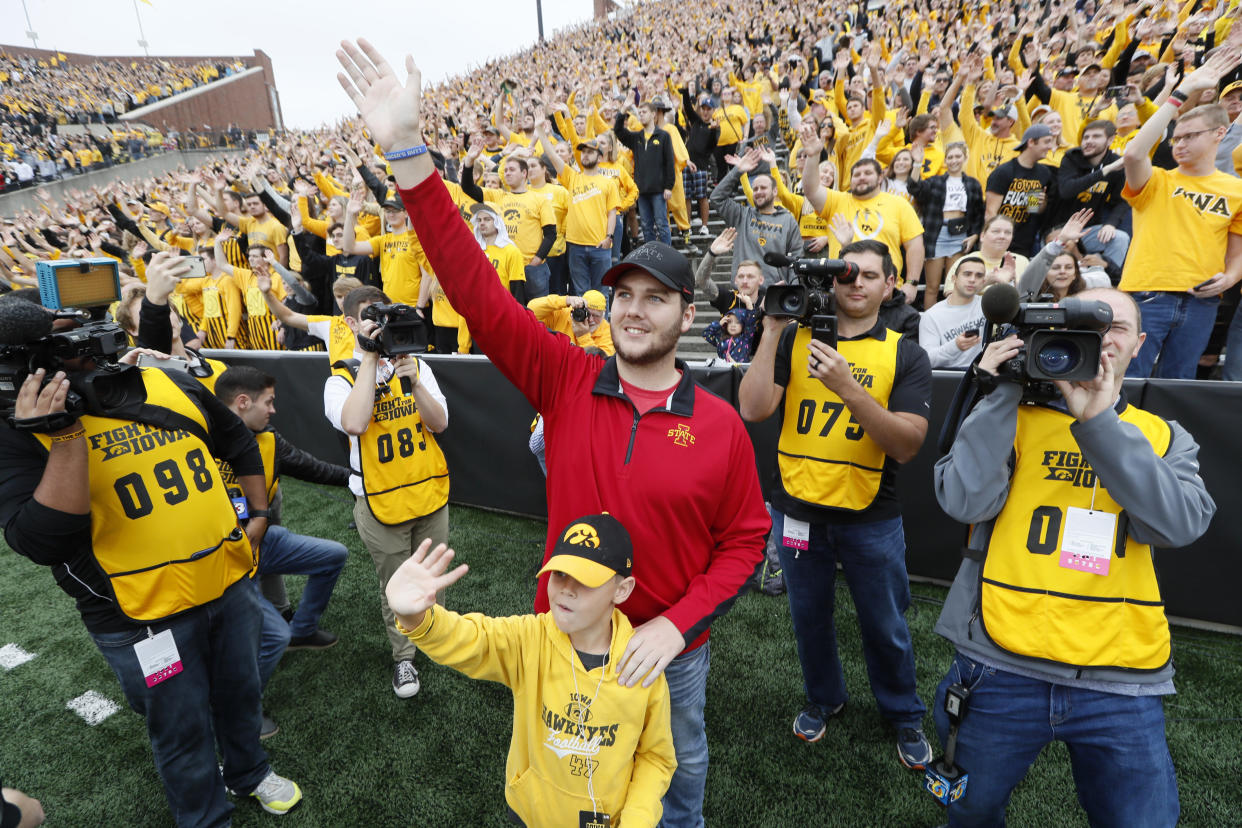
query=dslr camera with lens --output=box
[571,305,590,324]
[358,302,428,358]
[761,253,861,348]
[0,258,145,430]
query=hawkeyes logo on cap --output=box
[563,523,601,548]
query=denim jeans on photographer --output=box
[1125,291,1220,379]
[772,509,926,727]
[254,524,348,688]
[90,579,269,827]
[934,652,1178,827]
[660,642,711,828]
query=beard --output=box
[614,316,683,366]
[851,180,879,197]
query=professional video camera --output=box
[0,258,144,430]
[358,302,428,358]
[760,252,862,348]
[937,283,1114,453]
[981,283,1113,386]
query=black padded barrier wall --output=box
[205,352,1240,628]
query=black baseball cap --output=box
[381,198,404,211]
[602,241,694,302]
[538,513,633,588]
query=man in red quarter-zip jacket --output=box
[335,39,769,828]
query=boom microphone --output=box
[0,297,55,345]
[762,251,861,282]
[981,283,1021,324]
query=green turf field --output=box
[2,478,1240,826]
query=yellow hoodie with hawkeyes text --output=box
[403,606,676,827]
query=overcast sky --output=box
[2,0,601,128]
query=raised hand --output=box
[336,39,424,152]
[385,539,469,621]
[1057,208,1094,246]
[710,227,738,256]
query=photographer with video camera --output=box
[738,239,934,767]
[0,264,302,822]
[323,285,450,699]
[931,288,1215,826]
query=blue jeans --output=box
[1080,224,1131,269]
[567,242,612,295]
[1126,291,1220,379]
[90,579,270,827]
[524,261,551,299]
[773,509,926,726]
[637,192,671,246]
[1222,301,1242,381]
[254,525,347,688]
[934,652,1178,827]
[660,642,710,828]
[547,253,570,295]
[612,217,626,266]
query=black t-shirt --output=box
[986,158,1057,257]
[771,318,932,524]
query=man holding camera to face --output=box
[738,239,933,767]
[322,285,449,699]
[932,287,1214,826]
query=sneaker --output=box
[698,225,712,237]
[682,231,693,246]
[260,712,278,740]
[393,659,420,698]
[287,629,339,650]
[793,701,845,742]
[897,726,933,770]
[691,217,702,227]
[250,770,302,814]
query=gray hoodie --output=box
[709,166,804,285]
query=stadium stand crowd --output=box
[0,0,1237,824]
[3,0,1242,375]
[0,50,250,186]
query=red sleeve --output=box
[663,415,770,645]
[399,176,589,413]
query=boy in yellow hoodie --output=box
[387,514,676,828]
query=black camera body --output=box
[761,255,861,350]
[571,305,590,323]
[359,302,428,357]
[0,259,145,426]
[997,297,1113,387]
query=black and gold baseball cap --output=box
[538,513,633,588]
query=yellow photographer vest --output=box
[777,326,899,512]
[216,429,278,511]
[333,360,450,525]
[980,404,1173,671]
[35,368,254,621]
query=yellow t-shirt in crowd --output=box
[369,229,430,305]
[530,181,570,257]
[714,104,750,146]
[557,167,620,247]
[816,190,925,273]
[1120,167,1242,292]
[238,214,289,255]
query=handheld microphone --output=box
[0,297,55,345]
[981,283,1021,325]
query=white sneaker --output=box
[691,217,702,227]
[250,770,302,814]
[698,225,712,237]
[393,659,420,698]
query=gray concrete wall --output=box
[1,148,243,215]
